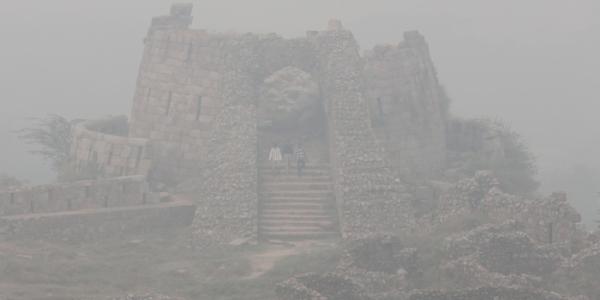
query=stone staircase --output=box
[258,164,340,241]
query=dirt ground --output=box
[0,228,339,300]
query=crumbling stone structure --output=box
[276,228,596,300]
[424,172,584,249]
[71,117,153,177]
[0,199,195,242]
[440,222,564,288]
[408,286,572,300]
[0,175,197,242]
[70,4,450,244]
[553,241,600,299]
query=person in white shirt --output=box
[268,143,282,163]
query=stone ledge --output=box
[0,200,196,242]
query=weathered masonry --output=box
[0,176,197,242]
[70,4,450,244]
[0,176,152,216]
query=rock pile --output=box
[442,222,563,276]
[276,272,371,300]
[427,172,584,249]
[553,241,600,299]
[270,164,600,300]
[111,294,184,300]
[408,286,572,300]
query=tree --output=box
[0,174,23,190]
[447,118,539,195]
[258,66,321,130]
[597,193,600,231]
[17,114,77,177]
[489,120,539,194]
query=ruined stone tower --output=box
[71,4,449,244]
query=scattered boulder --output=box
[554,242,600,299]
[429,172,586,250]
[443,222,563,276]
[339,235,404,274]
[409,286,570,300]
[111,294,184,300]
[440,256,543,290]
[276,272,371,300]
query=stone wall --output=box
[442,222,563,278]
[0,200,195,242]
[309,21,414,238]
[364,31,448,178]
[71,119,152,177]
[128,11,328,180]
[0,176,154,216]
[121,6,454,244]
[131,8,266,245]
[186,104,259,247]
[423,172,584,249]
[129,10,267,181]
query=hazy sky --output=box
[1,1,598,220]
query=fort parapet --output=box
[0,176,154,217]
[71,118,153,177]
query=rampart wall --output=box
[0,200,195,242]
[71,120,152,177]
[0,176,154,217]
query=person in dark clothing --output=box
[281,142,293,173]
[294,143,306,176]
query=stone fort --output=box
[4,5,598,300]
[68,3,450,244]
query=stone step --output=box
[261,189,332,195]
[259,219,336,227]
[261,202,335,210]
[262,191,333,198]
[258,169,331,178]
[260,226,337,234]
[261,182,332,191]
[261,197,334,204]
[258,162,338,242]
[260,231,339,241]
[259,214,334,221]
[260,226,338,234]
[259,164,330,170]
[260,174,333,184]
[260,165,331,171]
[261,200,334,207]
[260,216,334,223]
[261,208,334,216]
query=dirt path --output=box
[245,241,334,279]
